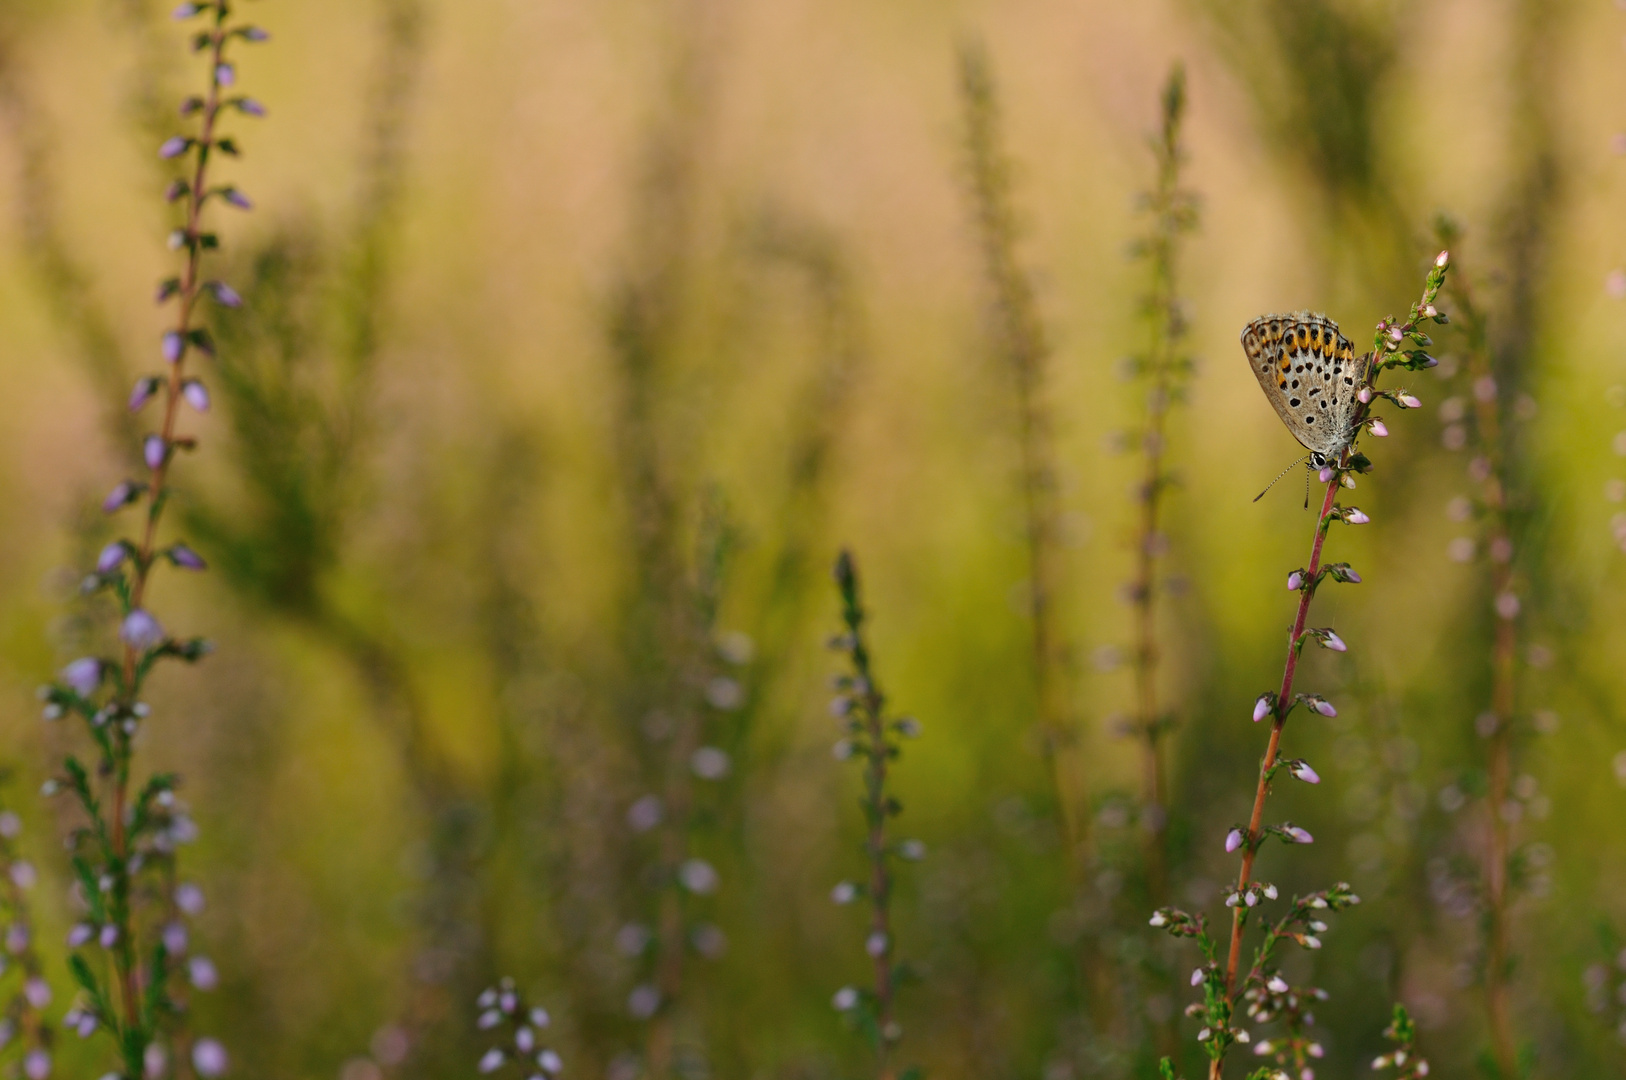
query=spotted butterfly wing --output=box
[1240,311,1365,467]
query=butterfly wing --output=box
[1240,311,1363,461]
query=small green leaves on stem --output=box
[1371,1004,1430,1078]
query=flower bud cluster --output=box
[475,980,563,1077]
[0,805,53,1077]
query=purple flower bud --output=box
[222,188,252,210]
[23,977,49,1009]
[67,924,93,948]
[1225,828,1244,853]
[1148,911,1167,927]
[1357,385,1373,403]
[192,1038,228,1078]
[1369,419,1388,437]
[1313,699,1337,717]
[478,1050,505,1074]
[144,435,168,471]
[61,658,102,696]
[103,481,140,513]
[1399,393,1422,409]
[1267,975,1289,993]
[159,136,190,160]
[1496,593,1520,620]
[176,882,205,915]
[1318,467,1334,483]
[538,1050,563,1075]
[237,98,267,117]
[121,609,165,650]
[208,280,243,306]
[181,379,211,412]
[98,924,119,948]
[74,1013,96,1039]
[1245,890,1258,907]
[162,331,185,363]
[1253,695,1272,722]
[1424,304,1438,318]
[1286,571,1303,591]
[215,63,235,87]
[242,27,270,41]
[23,1049,48,1080]
[172,2,203,17]
[1290,761,1321,784]
[163,921,188,954]
[166,180,189,203]
[1190,968,1204,987]
[1345,508,1370,524]
[1436,250,1450,268]
[169,543,207,570]
[98,541,130,574]
[129,376,161,412]
[1284,826,1314,844]
[1322,631,1347,652]
[189,955,218,990]
[1343,568,1362,583]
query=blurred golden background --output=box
[1,0,1626,1077]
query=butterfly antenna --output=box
[1303,467,1311,509]
[1252,454,1311,503]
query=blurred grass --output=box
[0,0,1623,1078]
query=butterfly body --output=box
[1240,311,1365,468]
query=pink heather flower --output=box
[172,2,203,17]
[98,541,128,573]
[98,924,119,948]
[1315,466,1332,483]
[1267,974,1289,993]
[144,435,167,470]
[1148,911,1167,927]
[61,658,102,696]
[1399,393,1422,408]
[1388,326,1403,343]
[1287,571,1303,591]
[189,955,219,990]
[170,543,207,570]
[120,609,164,650]
[216,64,236,87]
[1436,250,1450,268]
[1245,890,1258,907]
[23,1049,48,1080]
[237,98,267,117]
[192,1039,228,1078]
[1346,508,1370,524]
[222,188,253,210]
[243,27,271,42]
[1423,304,1438,318]
[1225,828,1244,853]
[1313,699,1337,717]
[176,882,205,915]
[1369,419,1388,437]
[104,481,139,513]
[23,977,49,1009]
[1190,968,1204,987]
[1290,761,1321,784]
[538,1050,563,1075]
[159,136,189,159]
[1284,826,1314,844]
[162,331,184,362]
[1322,631,1347,652]
[529,1007,550,1028]
[163,921,188,954]
[1253,695,1272,722]
[478,1050,505,1074]
[66,923,93,948]
[1357,386,1373,403]
[1343,568,1362,583]
[129,377,161,412]
[1496,593,1520,620]
[209,281,243,306]
[183,380,211,411]
[865,931,888,957]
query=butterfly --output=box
[1240,311,1366,472]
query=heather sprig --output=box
[0,798,53,1080]
[35,4,267,1078]
[1121,61,1200,904]
[827,551,922,1080]
[1370,1004,1430,1078]
[474,980,563,1079]
[1154,252,1449,1079]
[1430,221,1534,1078]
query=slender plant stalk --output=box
[830,551,921,1080]
[1127,63,1198,907]
[1204,254,1450,1079]
[1438,246,1521,1078]
[956,36,1084,866]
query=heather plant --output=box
[33,4,268,1079]
[474,979,563,1080]
[1119,62,1199,910]
[827,551,923,1080]
[0,790,53,1080]
[1151,251,1449,1079]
